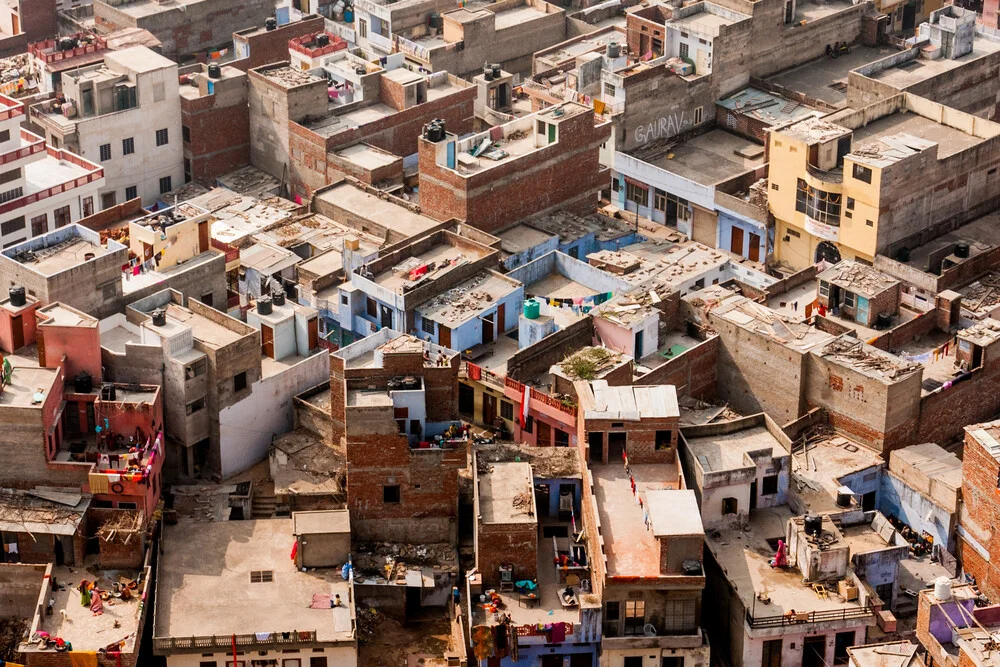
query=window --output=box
[761,475,779,496]
[283,660,301,667]
[604,82,616,97]
[662,659,684,667]
[605,601,620,621]
[30,214,47,237]
[626,181,647,206]
[795,178,841,226]
[845,211,852,219]
[624,659,643,667]
[82,196,94,217]
[153,82,165,102]
[200,662,218,667]
[624,600,645,636]
[771,183,779,191]
[866,219,874,227]
[421,318,435,335]
[182,125,191,143]
[0,168,19,185]
[311,658,328,667]
[358,18,367,37]
[722,497,738,514]
[54,206,71,228]
[185,398,206,415]
[843,291,856,308]
[663,599,697,634]
[185,358,208,379]
[117,501,138,510]
[383,485,400,504]
[155,128,169,146]
[524,416,533,434]
[101,192,116,210]
[122,137,135,156]
[846,196,855,210]
[852,163,872,183]
[366,297,377,318]
[818,280,830,298]
[159,176,172,194]
[99,143,111,161]
[655,430,672,450]
[233,371,248,392]
[1,216,25,236]
[249,570,274,583]
[0,129,9,143]
[125,185,138,201]
[679,42,689,59]
[762,638,782,667]
[102,282,117,299]
[501,401,514,421]
[694,106,703,124]
[787,228,800,238]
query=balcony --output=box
[153,630,318,654]
[805,162,844,185]
[602,626,706,651]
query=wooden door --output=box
[730,226,745,257]
[261,324,274,358]
[198,220,209,253]
[748,232,761,262]
[35,327,45,365]
[537,420,552,447]
[308,317,318,350]
[483,393,497,425]
[439,324,451,349]
[497,303,505,333]
[482,313,494,344]
[10,315,23,350]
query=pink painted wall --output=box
[38,323,102,384]
[0,301,38,353]
[593,317,634,356]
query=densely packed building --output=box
[5,1,1000,666]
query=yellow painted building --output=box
[768,116,882,270]
[768,94,1000,271]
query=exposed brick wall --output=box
[288,80,475,198]
[20,0,58,44]
[181,74,252,186]
[238,15,326,70]
[584,415,679,465]
[418,110,610,232]
[638,334,718,399]
[959,427,1000,601]
[477,522,537,587]
[506,317,595,383]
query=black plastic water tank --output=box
[207,64,222,79]
[316,33,330,47]
[258,295,273,316]
[804,515,823,537]
[272,290,286,307]
[151,309,167,327]
[74,371,93,394]
[265,17,278,31]
[876,312,893,330]
[955,242,970,259]
[8,286,25,307]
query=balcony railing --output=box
[746,605,875,629]
[464,362,578,418]
[153,630,318,654]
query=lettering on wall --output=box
[634,111,694,144]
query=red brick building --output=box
[232,13,326,70]
[179,63,251,186]
[958,421,1000,600]
[418,101,611,233]
[330,330,465,543]
[249,60,475,199]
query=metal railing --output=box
[153,630,318,653]
[746,605,874,629]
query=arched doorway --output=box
[815,241,841,264]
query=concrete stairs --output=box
[251,492,277,519]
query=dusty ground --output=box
[357,607,453,667]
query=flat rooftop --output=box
[707,506,867,615]
[37,302,97,328]
[816,336,922,384]
[478,461,536,524]
[863,38,1000,92]
[419,271,521,328]
[161,303,246,348]
[476,443,581,479]
[901,210,999,274]
[818,260,899,297]
[534,27,624,71]
[670,8,740,35]
[497,223,556,255]
[334,143,400,170]
[591,462,682,577]
[0,366,59,408]
[792,432,883,514]
[373,241,487,292]
[9,238,110,276]
[155,519,353,641]
[849,110,986,162]
[271,430,345,498]
[717,87,819,127]
[315,183,440,239]
[629,128,765,186]
[494,3,547,30]
[685,424,787,473]
[764,45,896,108]
[646,489,703,536]
[527,210,635,245]
[584,381,678,420]
[258,65,322,88]
[27,558,144,653]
